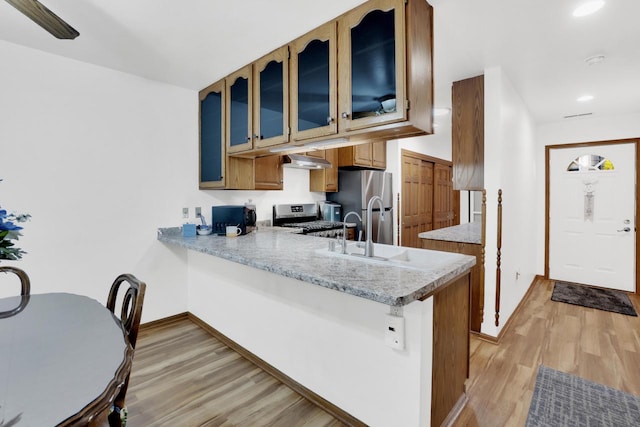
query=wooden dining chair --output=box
[106,273,146,427]
[0,266,30,295]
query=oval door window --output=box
[566,154,615,171]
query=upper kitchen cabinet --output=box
[253,47,290,149]
[226,65,253,154]
[199,81,226,189]
[290,23,338,142]
[338,0,405,131]
[338,0,433,137]
[254,155,284,190]
[309,149,339,192]
[452,75,484,191]
[338,141,387,170]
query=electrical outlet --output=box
[182,207,189,219]
[195,207,202,217]
[384,314,405,350]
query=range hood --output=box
[283,154,332,170]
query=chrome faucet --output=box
[365,196,384,257]
[197,213,207,227]
[342,211,362,254]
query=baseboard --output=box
[441,392,468,427]
[187,312,367,427]
[474,275,543,345]
[496,275,543,342]
[471,331,499,344]
[139,312,189,332]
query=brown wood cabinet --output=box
[452,75,484,190]
[431,273,470,426]
[338,141,387,169]
[345,226,356,241]
[199,80,226,189]
[199,0,434,190]
[253,47,290,149]
[309,149,338,192]
[254,155,283,190]
[226,65,254,154]
[337,0,407,132]
[421,237,483,333]
[225,157,255,190]
[290,23,338,142]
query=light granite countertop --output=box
[158,227,475,306]
[418,222,482,245]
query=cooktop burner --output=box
[273,203,345,237]
[280,220,344,233]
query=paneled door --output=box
[401,150,459,248]
[433,163,455,229]
[401,156,433,248]
[549,142,636,292]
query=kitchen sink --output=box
[315,242,462,271]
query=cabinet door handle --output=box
[618,227,631,232]
[246,136,251,142]
[341,112,350,119]
[326,116,334,125]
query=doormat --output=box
[526,365,640,426]
[551,281,637,316]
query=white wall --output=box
[535,112,640,274]
[0,41,324,321]
[482,67,537,337]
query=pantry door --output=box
[548,142,636,292]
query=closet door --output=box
[433,164,455,229]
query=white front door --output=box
[549,143,636,292]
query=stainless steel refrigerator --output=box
[327,170,393,244]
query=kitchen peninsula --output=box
[159,227,475,426]
[419,222,485,333]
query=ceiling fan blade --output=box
[5,0,79,39]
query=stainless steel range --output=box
[272,203,344,238]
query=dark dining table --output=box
[0,293,134,426]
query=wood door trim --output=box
[401,149,453,166]
[545,138,640,294]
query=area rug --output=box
[526,365,640,426]
[551,281,638,316]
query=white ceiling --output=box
[1,0,639,124]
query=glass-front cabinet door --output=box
[226,65,253,154]
[199,80,226,189]
[338,0,406,131]
[253,46,289,149]
[290,22,337,141]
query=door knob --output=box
[617,227,631,232]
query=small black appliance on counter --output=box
[211,205,256,235]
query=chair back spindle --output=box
[106,273,146,427]
[107,273,146,349]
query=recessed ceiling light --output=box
[585,54,606,66]
[577,95,595,102]
[573,1,605,17]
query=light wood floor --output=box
[127,278,640,426]
[126,319,346,426]
[454,277,640,426]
